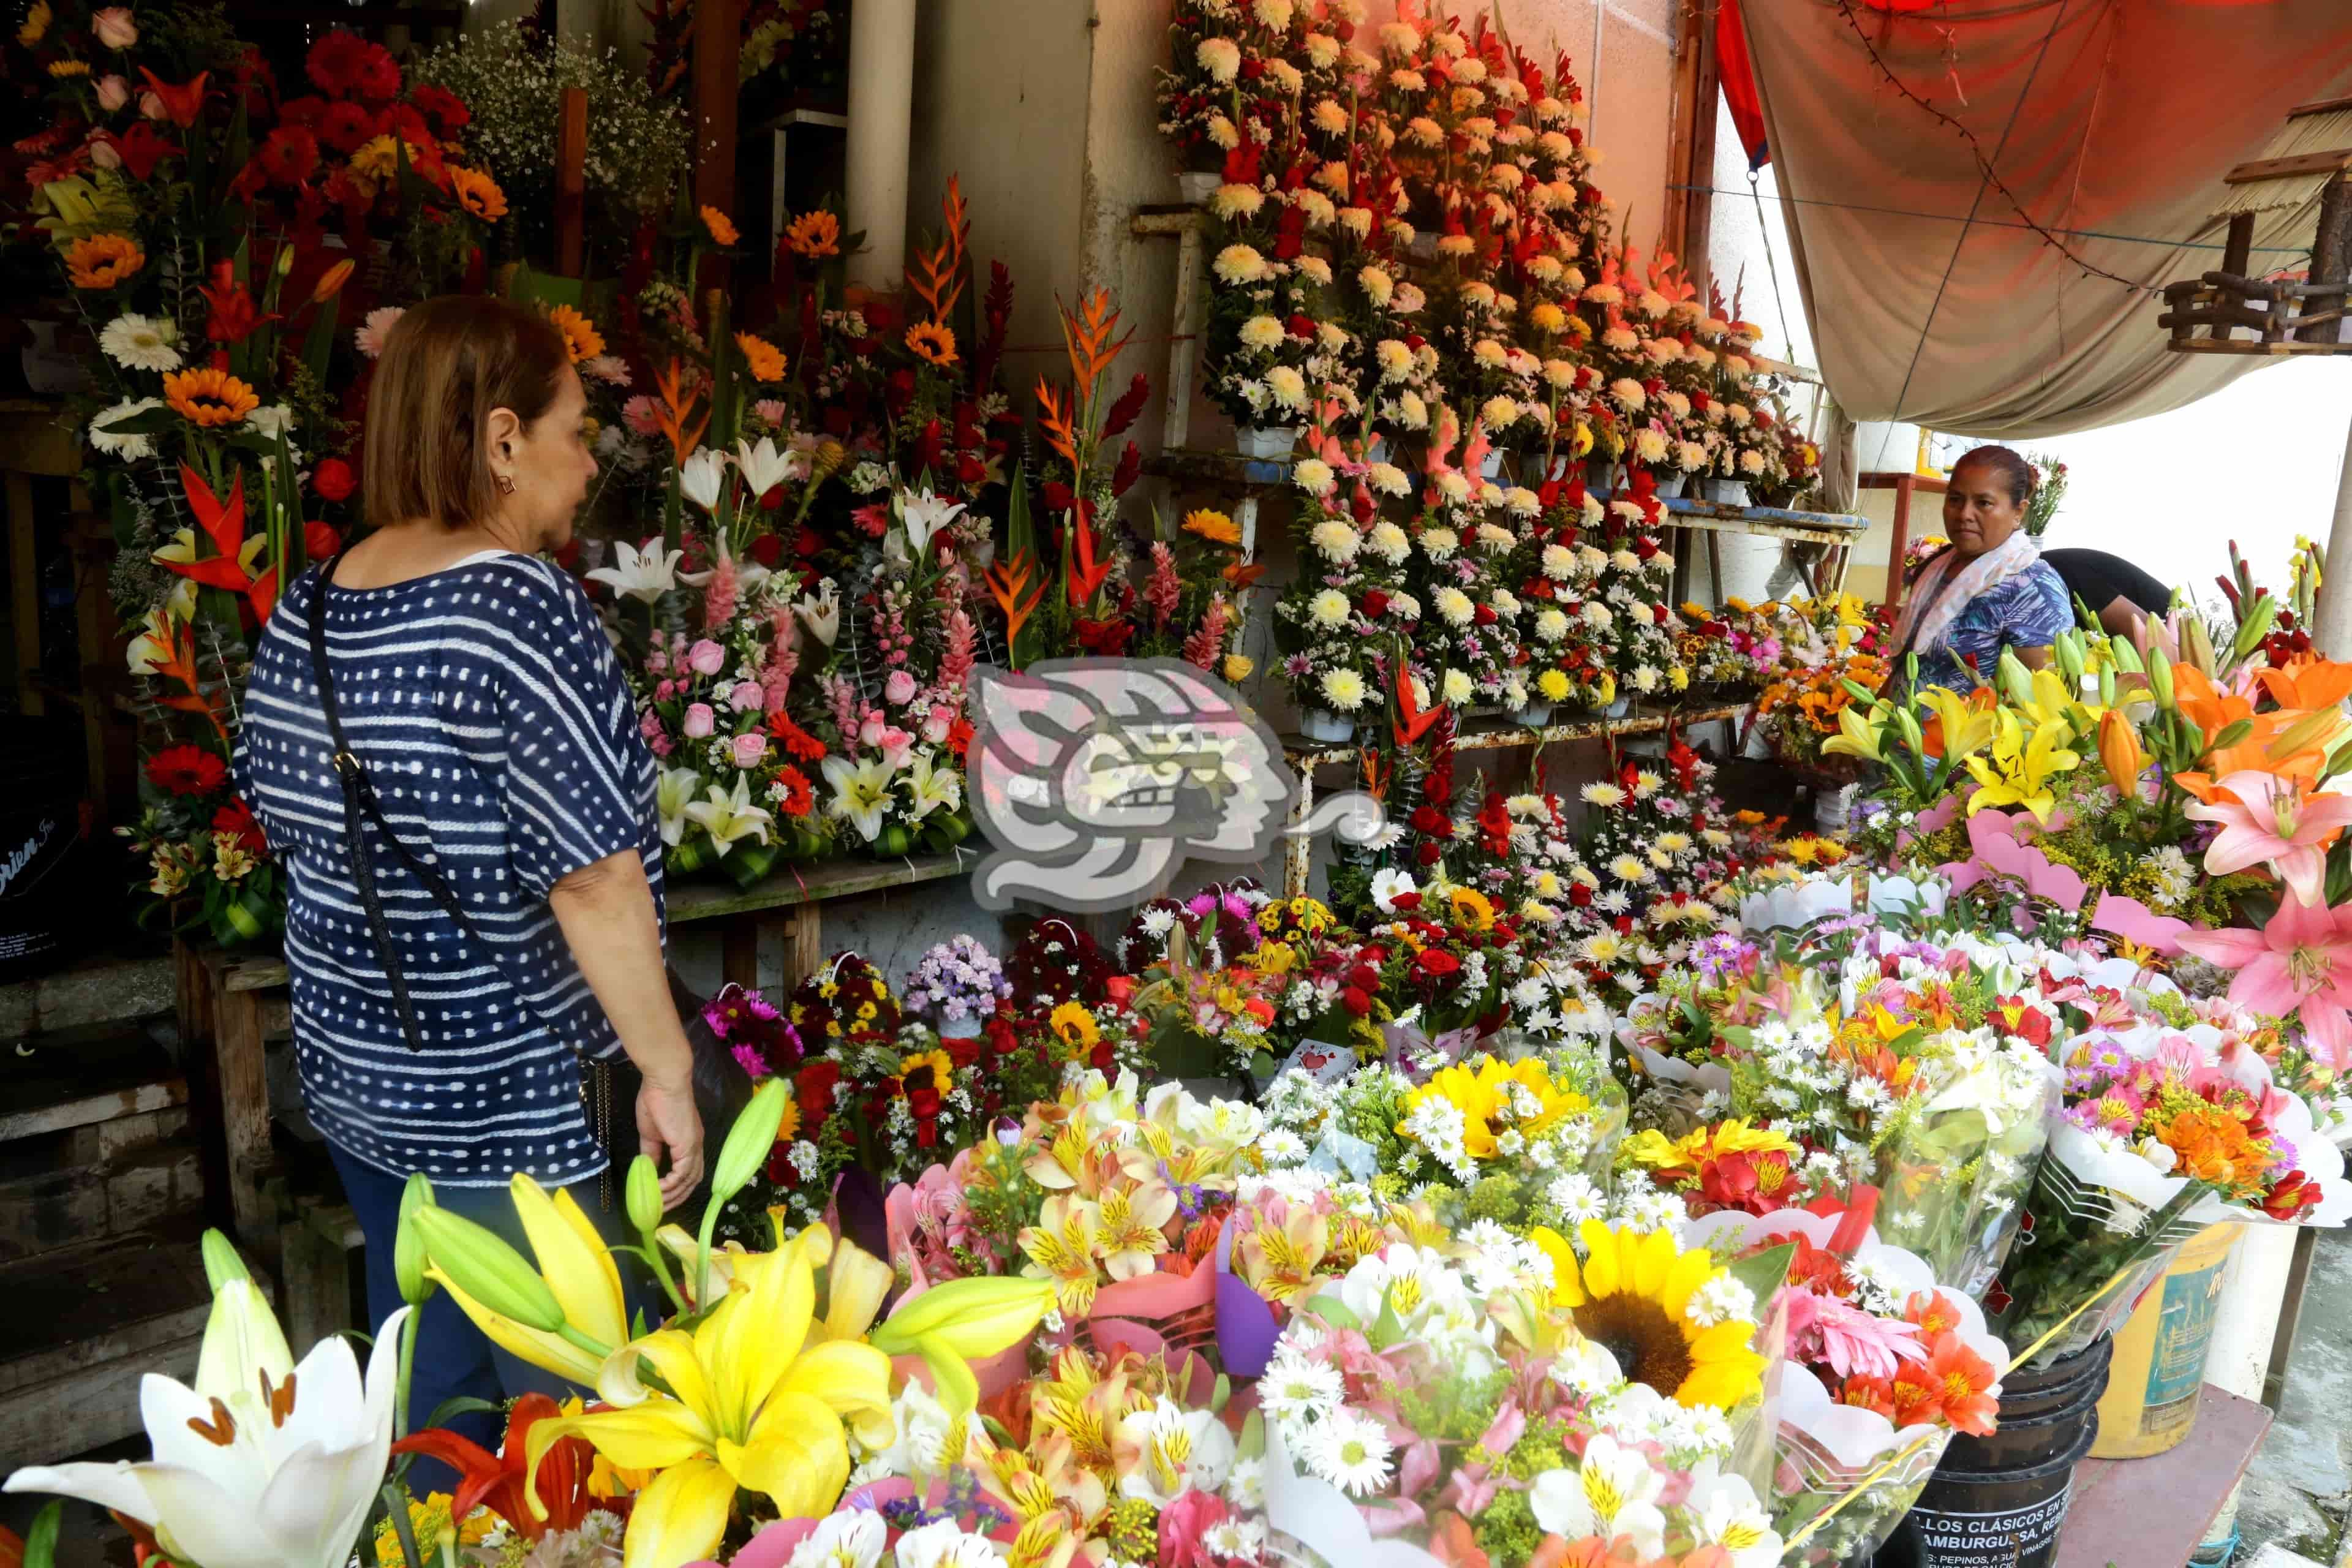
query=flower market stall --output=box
[4,2,2352,1567]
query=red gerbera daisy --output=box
[408,83,469,134]
[317,100,373,155]
[255,126,319,187]
[774,765,814,817]
[352,45,401,100]
[211,798,267,856]
[372,102,432,148]
[304,31,374,97]
[147,745,228,798]
[277,94,328,127]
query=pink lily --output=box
[2177,894,2352,1068]
[2182,771,2352,907]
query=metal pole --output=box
[2317,407,2352,657]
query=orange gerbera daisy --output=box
[699,205,739,246]
[449,167,507,221]
[904,320,957,368]
[784,209,841,258]
[546,304,605,364]
[66,233,144,290]
[163,366,258,428]
[1182,508,1242,547]
[733,331,786,382]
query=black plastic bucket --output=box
[1940,1332,2113,1471]
[0,718,91,984]
[1899,1398,2103,1568]
[1991,1332,2115,1421]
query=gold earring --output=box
[494,474,516,494]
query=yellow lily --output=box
[1917,684,1999,767]
[424,1175,628,1385]
[1820,702,1887,764]
[1964,710,2080,824]
[2018,666,2104,741]
[526,1234,895,1568]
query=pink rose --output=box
[92,7,137,47]
[681,703,716,739]
[94,74,129,111]
[139,90,166,121]
[731,733,769,769]
[88,137,121,170]
[884,669,918,706]
[644,649,668,674]
[685,639,726,676]
[921,710,952,744]
[728,680,764,712]
[878,726,914,771]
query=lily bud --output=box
[2097,710,2145,796]
[1997,649,2032,707]
[413,1207,566,1332]
[395,1172,435,1306]
[2108,635,2144,676]
[2054,632,2084,685]
[2147,646,2175,710]
[2098,664,2116,707]
[311,258,355,303]
[2186,612,2220,674]
[626,1154,665,1235]
[1893,707,1925,759]
[200,1227,251,1291]
[871,1275,1057,1360]
[710,1079,791,1208]
[274,243,295,277]
[2272,706,2345,766]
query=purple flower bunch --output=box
[902,935,1010,1022]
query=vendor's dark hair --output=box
[1953,444,2036,508]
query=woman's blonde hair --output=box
[362,295,570,529]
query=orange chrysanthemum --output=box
[2155,1102,2271,1202]
[450,167,507,222]
[546,304,605,364]
[699,205,739,246]
[904,320,958,368]
[66,233,145,290]
[164,366,259,428]
[733,332,786,383]
[783,209,841,259]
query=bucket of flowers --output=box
[902,935,1010,1041]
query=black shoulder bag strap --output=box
[306,553,489,1054]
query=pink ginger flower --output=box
[704,551,739,632]
[2183,771,2352,907]
[937,606,977,693]
[1183,593,1232,671]
[761,607,800,715]
[1145,543,1183,630]
[823,672,861,741]
[2179,894,2352,1068]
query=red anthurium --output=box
[137,69,210,129]
[388,1394,593,1539]
[200,262,279,345]
[161,464,277,622]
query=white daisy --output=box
[99,314,181,372]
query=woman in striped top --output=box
[236,296,701,1439]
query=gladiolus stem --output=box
[395,1305,418,1440]
[382,1481,425,1568]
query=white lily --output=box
[902,750,962,821]
[734,434,794,498]
[585,538,684,605]
[680,775,774,856]
[678,447,728,513]
[823,753,897,843]
[898,488,967,556]
[655,766,704,848]
[678,539,774,600]
[796,578,842,647]
[4,1278,407,1568]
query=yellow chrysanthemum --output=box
[1532,1219,1766,1410]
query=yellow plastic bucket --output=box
[2091,1221,2242,1458]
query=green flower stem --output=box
[394,1305,418,1440]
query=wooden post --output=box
[778,911,823,992]
[692,0,742,290]
[554,86,588,279]
[2299,176,2351,344]
[1661,0,1722,288]
[1885,475,1916,615]
[214,963,274,1257]
[2220,211,2256,279]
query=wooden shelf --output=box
[2052,1384,2272,1568]
[1283,701,1749,767]
[666,848,981,924]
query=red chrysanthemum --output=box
[255,126,319,187]
[148,745,227,798]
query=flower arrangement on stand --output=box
[904,935,1011,1039]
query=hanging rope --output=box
[1747,168,1801,363]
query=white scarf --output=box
[1891,530,2043,667]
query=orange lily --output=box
[2180,709,2343,796]
[2260,658,2352,713]
[389,1394,594,1540]
[1221,559,1268,590]
[159,464,276,622]
[984,551,1044,648]
[2174,663,2255,737]
[651,359,708,464]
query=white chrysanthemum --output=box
[1677,440,1711,472]
[1431,586,1474,627]
[1213,244,1271,285]
[1534,608,1569,643]
[1239,314,1286,351]
[1501,487,1540,518]
[1206,113,1240,150]
[1420,526,1461,561]
[1629,601,1656,627]
[1305,30,1341,66]
[1441,668,1475,704]
[1725,402,1754,428]
[1471,337,1510,369]
[1393,390,1430,429]
[1389,592,1421,620]
[1580,543,1610,570]
[1295,254,1333,285]
[1319,668,1367,710]
[1739,448,1768,477]
[1339,205,1374,239]
[1264,364,1310,410]
[1308,588,1352,628]
[1581,600,1614,630]
[1267,58,1304,94]
[1368,521,1411,562]
[1294,457,1336,496]
[1541,544,1575,581]
[100,314,181,372]
[1213,182,1265,220]
[1490,587,1521,617]
[1311,520,1360,563]
[1481,394,1521,432]
[1196,35,1242,81]
[1610,377,1648,411]
[1632,428,1669,464]
[1366,461,1411,497]
[1406,115,1444,148]
[1292,187,1334,228]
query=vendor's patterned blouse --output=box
[235,552,662,1186]
[1913,560,2075,692]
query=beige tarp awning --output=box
[1734,0,2352,439]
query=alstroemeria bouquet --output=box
[118,741,281,947]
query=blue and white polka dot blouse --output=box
[234,552,663,1186]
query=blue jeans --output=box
[330,1146,644,1489]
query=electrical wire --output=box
[1662,184,2312,257]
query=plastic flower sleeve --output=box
[1871,1049,2061,1295]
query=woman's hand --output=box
[636,1071,704,1210]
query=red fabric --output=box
[1716,0,1768,171]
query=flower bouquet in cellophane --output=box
[1684,1195,2008,1567]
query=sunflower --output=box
[905,320,958,368]
[66,233,145,290]
[1182,508,1242,548]
[1532,1219,1765,1411]
[164,366,259,428]
[47,58,89,78]
[785,209,842,258]
[734,331,787,382]
[700,205,739,246]
[448,166,507,221]
[895,1048,955,1093]
[1446,885,1496,932]
[1049,1000,1099,1048]
[546,304,605,364]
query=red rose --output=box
[1363,589,1392,616]
[1286,313,1314,339]
[1089,1039,1117,1071]
[1472,604,1497,625]
[312,456,356,503]
[908,1086,942,1120]
[746,533,786,567]
[1416,949,1461,978]
[943,1035,981,1069]
[1341,986,1372,1016]
[915,1120,940,1149]
[304,521,342,560]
